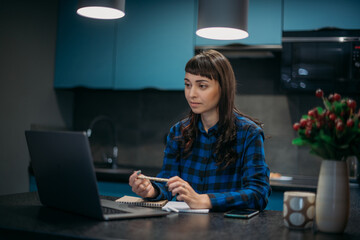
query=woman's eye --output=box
[200,84,208,89]
[184,83,190,87]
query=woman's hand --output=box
[129,171,158,199]
[167,176,212,209]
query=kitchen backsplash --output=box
[71,54,359,176]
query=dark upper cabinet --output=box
[283,0,360,31]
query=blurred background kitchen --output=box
[1,0,359,196]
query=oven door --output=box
[281,41,352,92]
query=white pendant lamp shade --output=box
[196,0,249,40]
[77,0,125,20]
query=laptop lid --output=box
[25,130,169,220]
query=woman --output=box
[129,50,271,211]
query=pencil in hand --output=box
[137,175,169,182]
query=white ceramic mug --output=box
[283,191,316,230]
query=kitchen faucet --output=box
[87,115,118,169]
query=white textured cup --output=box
[283,191,316,230]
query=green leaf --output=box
[301,115,309,120]
[317,107,324,115]
[318,131,334,145]
[292,138,309,146]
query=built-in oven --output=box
[281,29,360,93]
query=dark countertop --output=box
[1,191,360,239]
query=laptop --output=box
[25,130,169,220]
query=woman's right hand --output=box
[128,171,158,199]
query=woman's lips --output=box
[189,102,201,107]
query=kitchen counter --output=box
[94,165,161,182]
[94,166,360,192]
[94,165,321,191]
[29,163,161,183]
[1,191,360,239]
[270,175,318,192]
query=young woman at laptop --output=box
[129,50,271,211]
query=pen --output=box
[137,175,169,182]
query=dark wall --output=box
[0,0,74,195]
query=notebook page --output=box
[162,201,209,213]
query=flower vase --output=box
[315,160,350,233]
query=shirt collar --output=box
[198,119,219,136]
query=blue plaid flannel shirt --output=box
[150,113,271,211]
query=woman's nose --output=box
[189,87,197,98]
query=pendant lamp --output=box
[77,0,126,20]
[196,0,248,40]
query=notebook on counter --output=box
[25,130,170,221]
[115,196,209,213]
[116,196,168,208]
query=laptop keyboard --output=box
[102,206,128,215]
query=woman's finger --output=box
[170,183,188,196]
[176,192,190,202]
[168,180,187,191]
[129,172,139,186]
[167,176,182,185]
[138,183,152,195]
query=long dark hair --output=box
[179,50,262,168]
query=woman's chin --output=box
[190,108,203,114]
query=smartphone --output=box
[224,209,260,219]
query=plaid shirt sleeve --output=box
[148,117,271,212]
[208,127,271,211]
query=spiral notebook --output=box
[116,196,168,208]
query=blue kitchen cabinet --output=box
[114,0,195,90]
[30,175,136,198]
[195,0,282,46]
[54,0,116,89]
[97,181,136,197]
[265,191,284,211]
[283,0,360,31]
[54,0,195,90]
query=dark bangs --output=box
[185,54,219,81]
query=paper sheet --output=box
[162,201,209,213]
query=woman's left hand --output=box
[167,176,212,209]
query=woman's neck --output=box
[201,112,219,133]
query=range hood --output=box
[195,44,282,59]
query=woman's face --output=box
[184,73,221,117]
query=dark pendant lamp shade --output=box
[196,0,248,40]
[77,0,126,20]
